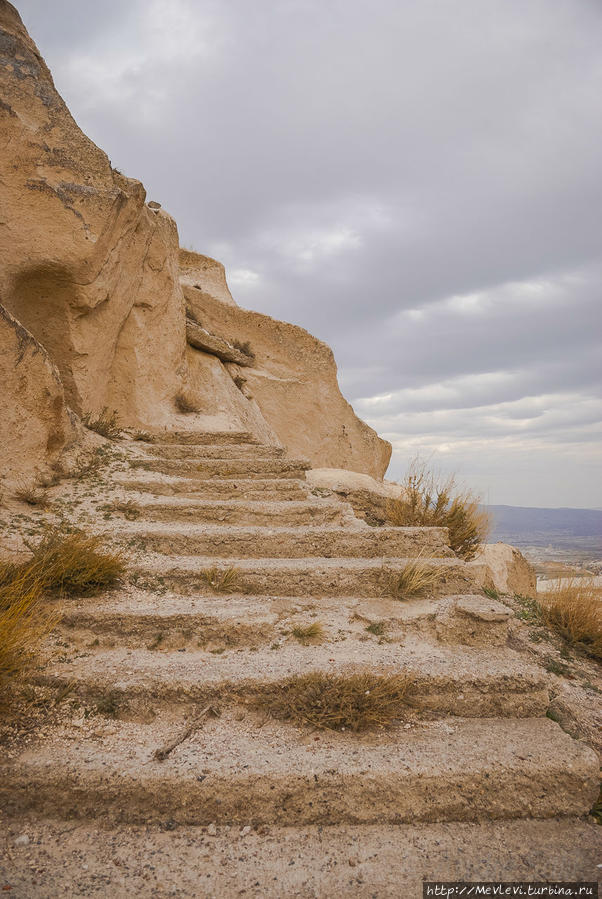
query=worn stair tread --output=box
[38,640,547,688]
[141,431,257,445]
[131,457,311,479]
[107,496,352,525]
[3,717,597,824]
[110,475,311,499]
[142,444,285,460]
[107,522,453,559]
[3,818,600,895]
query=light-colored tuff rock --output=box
[0,0,388,480]
[179,249,237,306]
[0,2,187,429]
[0,305,78,488]
[186,317,252,365]
[471,542,537,598]
[307,467,404,522]
[183,284,391,478]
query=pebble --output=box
[240,826,251,837]
[14,835,30,847]
[206,823,217,836]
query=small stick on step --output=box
[153,705,219,762]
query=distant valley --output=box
[486,504,602,565]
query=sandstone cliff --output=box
[0,0,390,488]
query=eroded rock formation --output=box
[0,0,390,488]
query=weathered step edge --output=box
[2,718,597,826]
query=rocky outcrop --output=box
[183,285,391,478]
[469,543,537,599]
[0,0,390,481]
[0,1,187,429]
[180,251,236,307]
[0,304,78,488]
[186,318,252,366]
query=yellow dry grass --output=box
[250,671,410,731]
[82,407,121,439]
[384,556,442,600]
[201,566,240,594]
[291,621,324,645]
[0,529,125,598]
[386,461,490,560]
[539,579,602,660]
[0,567,57,686]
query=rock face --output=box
[0,305,78,486]
[0,1,187,429]
[0,1,390,482]
[184,285,391,478]
[470,543,537,599]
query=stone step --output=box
[35,642,550,719]
[134,554,483,598]
[141,431,257,445]
[2,717,597,825]
[142,444,285,460]
[112,523,453,560]
[111,475,310,501]
[3,818,600,894]
[54,593,512,651]
[106,497,351,526]
[130,457,310,480]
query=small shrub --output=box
[366,621,386,636]
[82,407,122,439]
[14,482,49,507]
[292,622,324,645]
[111,500,140,521]
[201,566,240,594]
[539,580,602,661]
[1,529,126,598]
[483,586,500,600]
[133,432,152,442]
[250,671,410,731]
[386,461,490,560]
[231,339,255,362]
[384,557,442,600]
[175,390,201,414]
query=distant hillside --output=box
[487,504,602,553]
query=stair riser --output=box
[2,767,593,826]
[111,504,347,527]
[114,480,310,501]
[57,615,276,650]
[143,445,284,460]
[132,460,309,479]
[147,565,479,599]
[142,432,255,446]
[133,530,452,560]
[34,674,549,721]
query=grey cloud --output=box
[16,0,602,506]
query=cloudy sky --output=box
[18,0,602,507]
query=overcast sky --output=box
[17,0,602,507]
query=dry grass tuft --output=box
[384,556,442,600]
[175,390,201,414]
[14,482,49,507]
[386,461,490,559]
[231,339,255,362]
[539,579,602,660]
[291,621,324,645]
[250,671,410,731]
[111,500,141,521]
[1,529,125,598]
[366,621,387,636]
[0,568,58,686]
[201,566,240,594]
[82,407,122,439]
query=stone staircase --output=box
[2,433,599,888]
